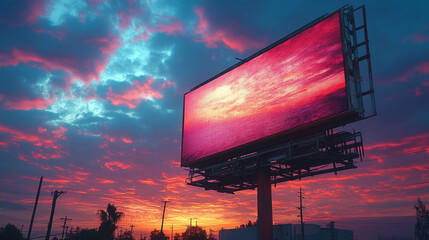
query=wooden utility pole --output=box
[45,190,64,240]
[60,216,71,240]
[297,187,305,240]
[160,201,169,233]
[27,176,43,240]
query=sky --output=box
[0,0,428,239]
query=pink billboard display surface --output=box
[182,13,348,167]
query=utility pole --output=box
[45,190,65,240]
[21,224,24,233]
[130,224,135,237]
[171,225,173,240]
[27,176,43,240]
[190,218,192,228]
[160,201,169,233]
[297,187,305,240]
[60,216,71,240]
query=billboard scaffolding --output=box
[183,4,375,192]
[187,130,363,193]
[182,4,375,240]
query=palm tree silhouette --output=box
[97,203,124,240]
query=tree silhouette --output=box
[149,229,167,240]
[0,224,25,240]
[415,198,429,240]
[119,230,135,240]
[64,228,98,240]
[173,233,181,240]
[97,203,124,240]
[181,226,207,240]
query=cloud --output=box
[96,178,115,184]
[0,200,30,211]
[104,161,132,171]
[150,20,185,37]
[0,124,66,149]
[2,96,55,110]
[193,7,265,52]
[0,0,46,27]
[106,78,164,108]
[138,179,160,186]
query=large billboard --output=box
[182,12,359,167]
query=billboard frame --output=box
[182,5,375,173]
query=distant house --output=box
[219,222,353,240]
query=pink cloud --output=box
[38,127,47,133]
[151,20,185,36]
[193,7,264,52]
[106,78,163,108]
[0,0,46,27]
[103,134,116,143]
[25,1,46,25]
[96,178,115,184]
[138,179,159,185]
[104,161,132,171]
[32,28,66,40]
[0,125,66,149]
[86,34,122,55]
[52,126,67,140]
[392,60,429,82]
[404,34,429,43]
[0,48,109,84]
[1,95,55,110]
[117,4,145,30]
[122,137,132,144]
[366,132,429,155]
[133,32,149,43]
[118,11,133,30]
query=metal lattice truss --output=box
[186,131,364,194]
[342,5,376,118]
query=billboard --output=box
[182,12,359,167]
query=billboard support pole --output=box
[257,169,273,240]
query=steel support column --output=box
[257,170,273,240]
